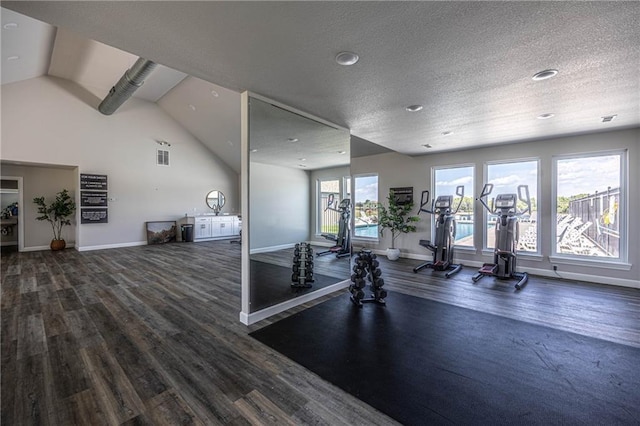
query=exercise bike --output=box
[413,185,464,278]
[472,184,531,290]
[317,193,351,258]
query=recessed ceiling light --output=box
[250,149,258,153]
[188,104,196,111]
[422,144,432,149]
[227,140,234,146]
[288,138,299,142]
[537,113,555,120]
[7,56,20,61]
[335,51,359,66]
[601,115,617,123]
[298,164,307,168]
[298,158,306,161]
[532,69,558,81]
[406,105,423,112]
[211,89,219,97]
[442,131,454,136]
[337,150,346,155]
[3,22,18,29]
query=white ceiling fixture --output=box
[537,113,555,120]
[422,143,432,148]
[405,105,423,112]
[3,22,18,29]
[442,131,454,136]
[602,115,617,123]
[335,51,359,66]
[211,89,219,97]
[188,104,196,111]
[288,138,299,142]
[532,69,559,81]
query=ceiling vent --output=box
[98,57,157,115]
[601,115,617,123]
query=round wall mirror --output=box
[206,190,225,213]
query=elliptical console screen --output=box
[495,194,516,208]
[435,196,452,209]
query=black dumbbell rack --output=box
[349,249,387,307]
[291,242,314,289]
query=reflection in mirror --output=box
[246,95,350,315]
[206,190,225,215]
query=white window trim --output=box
[482,158,541,254]
[352,173,379,241]
[432,163,475,249]
[316,176,349,236]
[551,149,628,265]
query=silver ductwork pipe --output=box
[98,57,157,115]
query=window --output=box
[485,160,539,252]
[318,178,341,234]
[353,174,378,238]
[554,151,625,260]
[433,166,474,247]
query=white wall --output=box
[351,128,639,287]
[1,76,239,250]
[249,162,309,251]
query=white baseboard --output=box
[240,279,350,325]
[250,242,297,255]
[76,241,147,252]
[400,254,639,289]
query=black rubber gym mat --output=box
[250,291,640,425]
[250,260,344,312]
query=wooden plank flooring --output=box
[2,242,639,425]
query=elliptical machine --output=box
[472,184,531,290]
[413,185,464,278]
[317,193,351,258]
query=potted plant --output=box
[33,189,76,251]
[378,191,420,260]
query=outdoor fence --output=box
[568,187,620,257]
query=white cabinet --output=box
[194,217,212,239]
[184,215,240,241]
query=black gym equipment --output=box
[291,242,314,288]
[349,249,387,307]
[413,185,465,278]
[317,193,352,258]
[472,183,531,290]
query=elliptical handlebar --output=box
[453,185,465,214]
[477,183,494,214]
[517,185,532,216]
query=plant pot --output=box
[50,239,66,251]
[386,248,401,261]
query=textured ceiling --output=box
[2,2,639,170]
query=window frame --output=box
[316,176,349,236]
[482,158,541,257]
[352,173,379,241]
[431,164,476,250]
[551,149,629,266]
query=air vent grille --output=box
[602,115,617,123]
[157,149,170,166]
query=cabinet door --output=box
[219,220,233,237]
[211,221,222,237]
[195,218,211,239]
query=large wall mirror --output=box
[240,93,351,324]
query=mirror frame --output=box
[239,92,351,325]
[205,190,225,213]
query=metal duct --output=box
[98,57,157,115]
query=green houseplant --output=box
[378,191,420,260]
[33,189,76,251]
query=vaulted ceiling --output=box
[2,2,639,174]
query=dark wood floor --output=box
[2,242,639,425]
